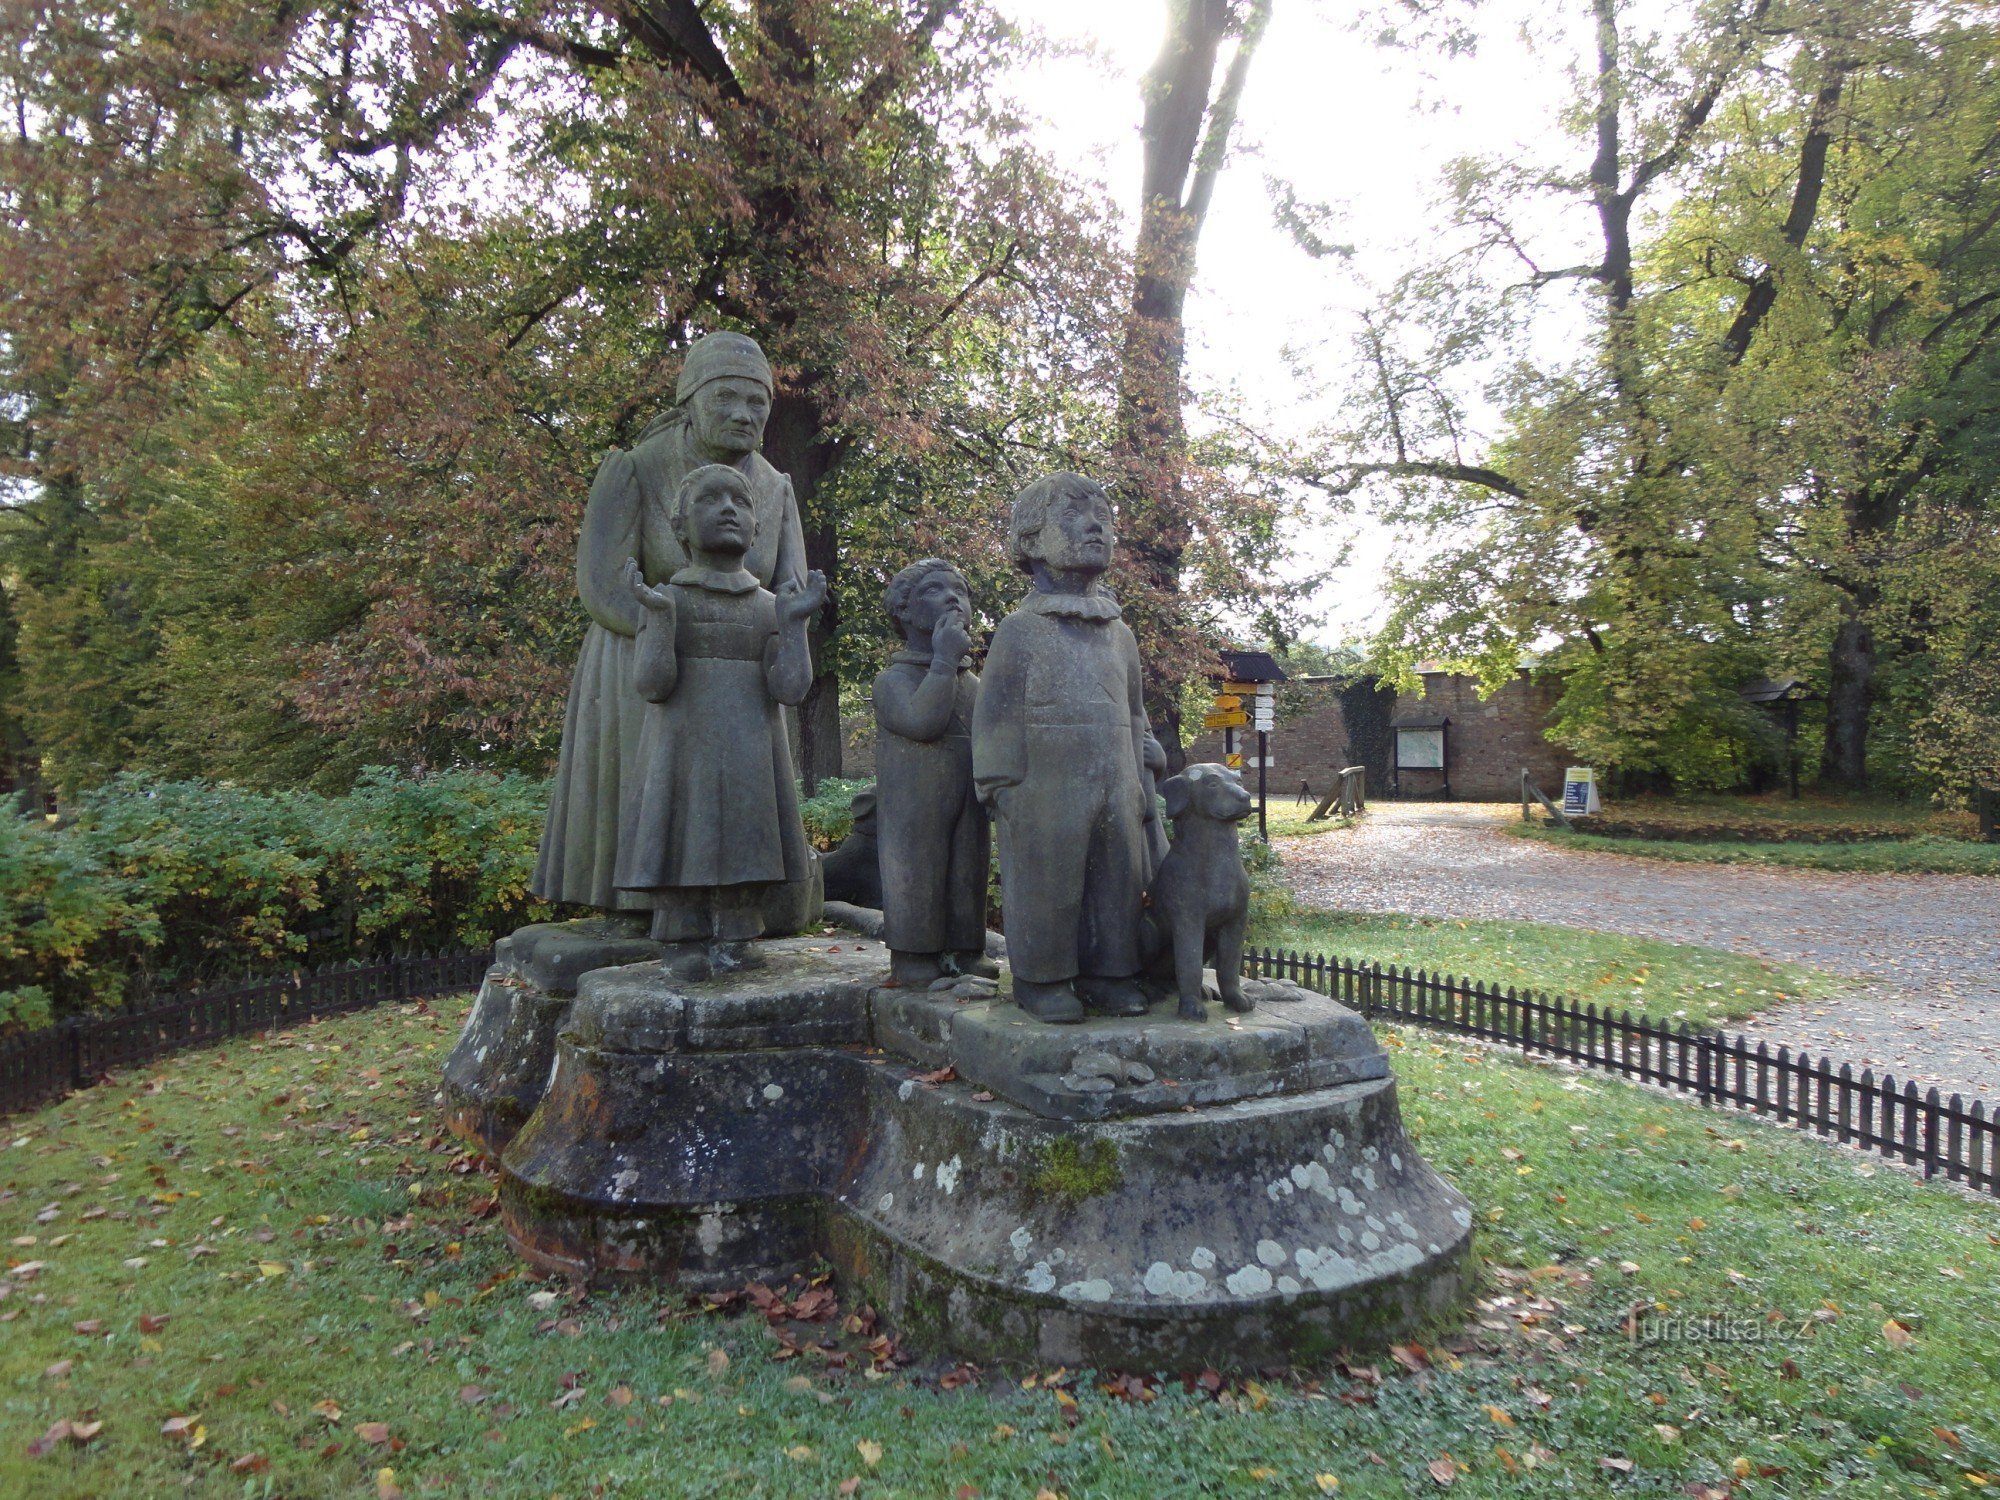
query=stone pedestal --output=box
[482,941,1474,1368]
[439,918,670,1156]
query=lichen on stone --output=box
[1032,1137,1121,1200]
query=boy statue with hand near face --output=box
[873,560,996,986]
[972,473,1165,1024]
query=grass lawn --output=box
[1248,906,1840,1029]
[1511,822,2000,876]
[9,995,2000,1497]
[1254,805,1357,840]
[1577,792,1977,842]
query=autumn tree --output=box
[0,0,1128,793]
[1310,0,1999,791]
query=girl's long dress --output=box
[614,577,812,894]
[531,419,807,911]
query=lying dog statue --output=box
[1145,762,1255,1020]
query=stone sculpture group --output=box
[442,331,1474,1366]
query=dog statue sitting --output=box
[1144,763,1255,1020]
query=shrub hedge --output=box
[1,770,551,1028]
[1,769,879,1032]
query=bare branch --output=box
[1184,0,1272,235]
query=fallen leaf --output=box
[458,1384,489,1406]
[312,1399,343,1425]
[1883,1319,1916,1349]
[1599,1456,1634,1473]
[69,1420,101,1442]
[377,1468,404,1500]
[706,1348,731,1377]
[607,1385,634,1407]
[1483,1404,1514,1427]
[161,1414,200,1438]
[786,1444,813,1460]
[138,1313,170,1334]
[839,1480,861,1496]
[230,1454,270,1475]
[1427,1455,1457,1485]
[357,1422,392,1446]
[1654,1424,1681,1443]
[26,1419,73,1457]
[857,1437,884,1466]
[43,1359,74,1380]
[1315,1477,1340,1494]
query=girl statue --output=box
[614,464,827,947]
[532,331,808,913]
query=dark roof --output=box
[1739,677,1814,703]
[1215,650,1288,683]
[1392,713,1450,729]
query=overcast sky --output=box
[993,0,1587,645]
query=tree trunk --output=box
[1114,0,1270,774]
[1821,606,1875,790]
[763,391,843,794]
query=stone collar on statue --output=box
[1020,587,1122,622]
[670,565,760,595]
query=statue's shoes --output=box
[949,952,1002,980]
[1012,979,1085,1025]
[1075,975,1150,1017]
[889,950,946,985]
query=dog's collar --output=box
[1019,589,1121,622]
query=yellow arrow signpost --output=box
[1203,710,1247,730]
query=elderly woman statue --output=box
[532,331,810,913]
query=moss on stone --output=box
[1032,1137,1122,1200]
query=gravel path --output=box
[1279,804,2000,1101]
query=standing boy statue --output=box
[972,473,1165,1024]
[873,560,996,986]
[615,464,826,951]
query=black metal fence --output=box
[7,942,1996,1201]
[1249,948,2000,1197]
[0,948,489,1117]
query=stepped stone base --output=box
[477,937,1474,1368]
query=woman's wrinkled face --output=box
[690,377,771,458]
[686,477,755,557]
[1035,484,1115,574]
[906,569,971,636]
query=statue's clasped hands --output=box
[776,569,829,624]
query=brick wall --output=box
[1390,671,1574,801]
[847,671,1573,803]
[1183,671,1574,804]
[1182,680,1401,806]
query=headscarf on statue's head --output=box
[635,331,776,450]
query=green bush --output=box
[0,769,557,1030]
[323,767,553,950]
[1,770,911,1031]
[0,812,142,1020]
[798,776,871,849]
